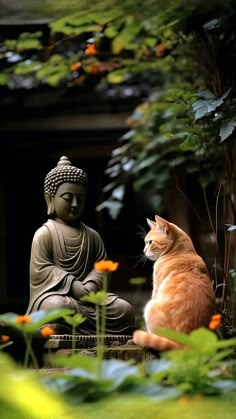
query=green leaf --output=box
[105,25,119,38]
[106,69,129,84]
[49,352,99,373]
[14,61,42,75]
[0,309,75,333]
[192,100,216,119]
[101,359,139,389]
[17,39,42,51]
[62,313,86,327]
[154,327,192,347]
[219,120,236,142]
[80,290,108,305]
[50,14,99,35]
[188,327,218,351]
[129,277,146,286]
[96,199,123,219]
[192,89,231,120]
[144,359,171,382]
[0,341,13,350]
[0,73,9,85]
[193,90,215,100]
[225,224,236,232]
[144,37,157,47]
[203,19,220,31]
[179,134,199,151]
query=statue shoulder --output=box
[32,222,52,242]
[83,223,103,241]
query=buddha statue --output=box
[26,156,135,335]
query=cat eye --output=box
[147,240,153,245]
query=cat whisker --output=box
[132,253,148,269]
[136,224,147,239]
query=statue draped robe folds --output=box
[26,220,135,334]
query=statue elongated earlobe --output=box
[44,192,55,216]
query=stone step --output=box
[43,345,158,368]
[42,334,159,368]
[44,334,133,349]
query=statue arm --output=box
[80,228,108,294]
[30,226,75,294]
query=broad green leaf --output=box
[225,224,236,232]
[105,25,119,38]
[49,352,99,373]
[106,69,128,84]
[0,73,9,85]
[46,72,67,86]
[154,327,192,347]
[17,39,42,51]
[112,35,126,54]
[96,199,123,219]
[129,277,146,285]
[203,18,220,30]
[188,327,218,350]
[219,120,236,142]
[0,352,66,418]
[80,290,108,305]
[50,14,99,35]
[62,313,86,327]
[193,91,215,100]
[144,359,171,382]
[101,359,139,389]
[0,309,75,333]
[111,185,125,200]
[144,37,157,47]
[14,61,42,75]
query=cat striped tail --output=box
[133,330,184,351]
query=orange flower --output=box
[16,315,31,323]
[40,326,55,338]
[88,64,101,74]
[1,335,10,342]
[94,260,119,272]
[209,313,222,330]
[85,44,98,55]
[73,75,86,86]
[155,43,166,57]
[70,62,82,71]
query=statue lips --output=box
[69,208,79,216]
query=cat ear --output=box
[154,215,170,235]
[146,218,156,229]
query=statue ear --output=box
[44,192,55,216]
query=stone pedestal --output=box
[43,334,159,368]
[45,334,133,350]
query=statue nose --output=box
[71,196,78,207]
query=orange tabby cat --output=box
[133,215,215,350]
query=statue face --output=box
[53,182,86,224]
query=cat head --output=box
[144,215,176,261]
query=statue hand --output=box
[70,280,87,299]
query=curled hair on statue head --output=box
[44,156,88,197]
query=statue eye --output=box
[61,193,72,202]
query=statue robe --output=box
[26,219,135,334]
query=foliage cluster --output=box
[1,259,236,417]
[1,308,236,418]
[1,0,236,337]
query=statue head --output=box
[44,156,88,224]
